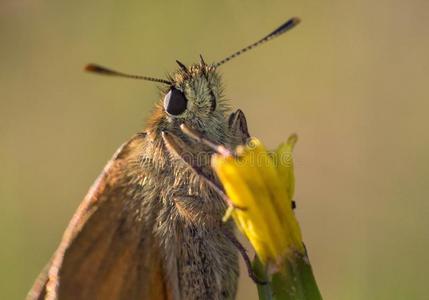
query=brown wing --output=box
[27,133,173,300]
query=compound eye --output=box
[163,88,188,116]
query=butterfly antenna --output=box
[214,17,300,68]
[85,64,172,85]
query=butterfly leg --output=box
[173,195,224,224]
[179,124,296,210]
[223,227,267,285]
[162,131,245,210]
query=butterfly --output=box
[27,17,300,300]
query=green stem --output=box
[253,249,323,300]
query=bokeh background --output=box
[1,1,428,299]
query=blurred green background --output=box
[1,1,428,299]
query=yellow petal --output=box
[212,136,304,269]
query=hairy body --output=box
[28,62,248,300]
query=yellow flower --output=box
[212,135,304,271]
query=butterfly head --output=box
[159,58,228,133]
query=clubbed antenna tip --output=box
[215,17,301,68]
[84,63,171,85]
[85,64,116,75]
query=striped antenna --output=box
[214,17,300,68]
[85,64,172,85]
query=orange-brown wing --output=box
[27,133,173,300]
